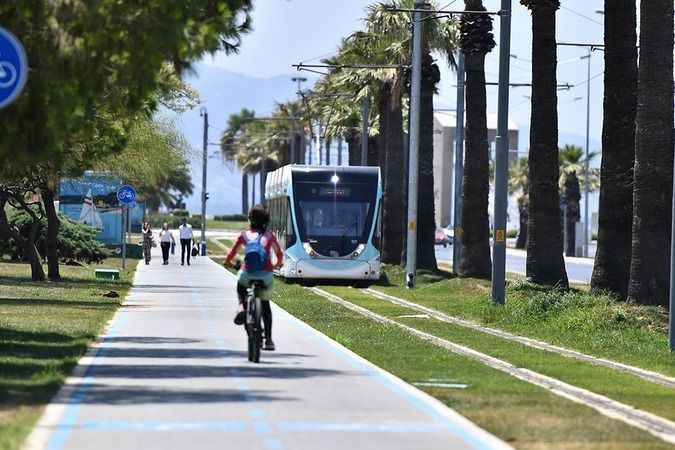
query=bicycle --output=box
[245,280,264,363]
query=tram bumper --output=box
[289,258,380,280]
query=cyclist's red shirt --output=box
[225,229,283,272]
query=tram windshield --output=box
[293,170,378,257]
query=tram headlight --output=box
[303,242,318,258]
[351,244,366,259]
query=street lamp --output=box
[199,107,209,256]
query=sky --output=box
[180,0,612,215]
[202,0,607,142]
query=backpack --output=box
[244,232,269,272]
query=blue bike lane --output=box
[23,247,510,450]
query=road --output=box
[435,243,594,284]
[26,247,508,450]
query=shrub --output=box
[0,210,109,264]
[214,214,247,222]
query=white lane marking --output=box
[310,287,675,445]
[365,288,675,390]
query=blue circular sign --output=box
[117,185,136,205]
[0,27,28,109]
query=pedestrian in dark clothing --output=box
[159,222,175,265]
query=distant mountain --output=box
[173,64,316,215]
[176,64,604,216]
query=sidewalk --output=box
[24,247,508,450]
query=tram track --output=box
[307,286,675,446]
[362,288,675,390]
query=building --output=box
[433,111,520,228]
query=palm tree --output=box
[457,0,495,278]
[591,0,637,299]
[508,157,529,249]
[521,0,568,287]
[220,108,255,214]
[628,0,674,306]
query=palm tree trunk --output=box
[524,1,568,287]
[325,138,332,165]
[416,52,439,271]
[516,195,528,249]
[380,78,405,265]
[337,138,343,166]
[591,0,637,298]
[346,131,361,166]
[241,172,249,215]
[628,0,674,305]
[251,172,257,207]
[260,165,266,204]
[458,49,492,277]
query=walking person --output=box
[141,222,153,265]
[178,217,194,266]
[159,223,175,265]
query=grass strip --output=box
[270,280,671,450]
[0,258,137,450]
[323,286,675,425]
[374,266,675,378]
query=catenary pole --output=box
[405,1,426,289]
[583,48,591,257]
[200,107,208,256]
[491,0,512,304]
[361,96,370,165]
[453,51,466,274]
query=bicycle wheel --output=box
[251,297,262,363]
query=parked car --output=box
[435,229,449,247]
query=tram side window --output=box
[286,197,296,247]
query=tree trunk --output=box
[41,184,61,281]
[628,0,674,305]
[260,165,266,205]
[416,53,439,271]
[251,172,257,207]
[516,194,528,249]
[591,0,637,298]
[367,136,378,167]
[346,131,361,166]
[458,49,492,278]
[241,172,249,215]
[337,138,343,166]
[524,2,568,287]
[563,172,581,257]
[0,196,45,281]
[325,138,332,165]
[380,79,405,265]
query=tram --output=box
[265,165,382,282]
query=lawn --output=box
[0,258,137,450]
[370,266,675,378]
[269,280,671,450]
[206,219,248,231]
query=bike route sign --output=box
[116,185,136,206]
[0,27,28,109]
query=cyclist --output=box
[224,205,283,351]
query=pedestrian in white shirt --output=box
[159,223,175,265]
[178,218,194,266]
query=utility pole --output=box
[453,51,466,274]
[292,77,307,164]
[361,96,370,166]
[405,1,426,289]
[491,0,512,304]
[583,48,591,258]
[200,107,209,256]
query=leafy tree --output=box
[590,1,637,299]
[457,0,495,278]
[628,0,674,306]
[521,0,568,288]
[0,1,252,280]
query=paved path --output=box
[25,248,508,450]
[436,244,594,284]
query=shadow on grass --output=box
[0,298,120,309]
